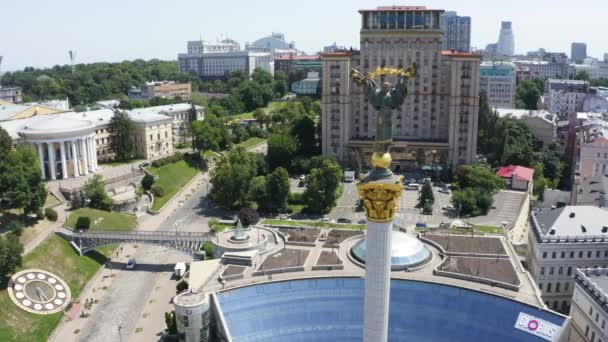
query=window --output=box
[547,283,552,292]
[540,267,545,275]
[590,306,594,316]
[568,267,572,276]
[543,252,547,259]
[565,282,569,291]
[556,283,560,292]
[597,251,601,258]
[586,325,589,337]
[571,251,575,258]
[549,267,554,275]
[602,320,605,329]
[561,252,565,258]
[150,134,153,141]
[597,313,600,322]
[539,283,543,290]
[588,251,593,258]
[558,267,563,275]
[552,252,556,259]
[165,131,168,138]
[580,251,584,258]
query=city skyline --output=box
[1,0,607,71]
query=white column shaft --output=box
[71,141,79,177]
[80,138,89,175]
[37,143,46,179]
[47,142,57,180]
[92,137,98,170]
[60,141,68,179]
[363,220,393,342]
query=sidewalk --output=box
[23,204,67,255]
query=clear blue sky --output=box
[1,0,606,71]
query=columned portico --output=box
[18,117,98,180]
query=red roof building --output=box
[496,165,535,191]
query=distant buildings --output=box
[571,268,608,342]
[495,108,557,147]
[323,42,347,54]
[579,137,608,177]
[527,205,608,313]
[274,55,321,73]
[440,11,471,53]
[480,62,516,108]
[321,6,481,169]
[513,53,573,80]
[497,21,515,56]
[178,39,273,80]
[571,43,587,64]
[0,86,22,103]
[572,60,608,80]
[545,79,590,118]
[291,72,319,95]
[245,32,296,56]
[128,81,192,101]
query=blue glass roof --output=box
[217,278,566,342]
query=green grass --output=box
[203,150,222,160]
[472,225,504,234]
[0,236,116,342]
[65,208,137,230]
[211,223,234,233]
[287,204,305,214]
[44,193,60,208]
[99,159,145,167]
[262,219,365,230]
[146,160,199,211]
[235,137,266,150]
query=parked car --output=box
[299,175,306,181]
[126,258,137,269]
[337,218,352,224]
[415,222,428,228]
[442,205,456,212]
[438,188,451,194]
[405,183,421,190]
[139,162,150,167]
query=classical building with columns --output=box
[0,104,197,180]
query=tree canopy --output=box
[108,110,135,161]
[515,79,544,110]
[303,159,343,214]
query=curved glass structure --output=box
[217,278,565,342]
[351,230,431,269]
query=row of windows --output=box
[538,280,569,293]
[542,250,608,260]
[149,132,169,141]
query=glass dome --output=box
[351,230,431,270]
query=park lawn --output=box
[65,208,137,230]
[287,204,305,215]
[262,219,365,230]
[0,235,116,342]
[211,223,235,234]
[146,160,199,211]
[44,192,60,208]
[235,137,266,150]
[472,225,504,234]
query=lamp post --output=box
[117,325,123,342]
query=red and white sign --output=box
[514,312,561,341]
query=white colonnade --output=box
[31,135,98,180]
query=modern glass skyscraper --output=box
[571,42,587,64]
[497,21,515,56]
[441,11,471,53]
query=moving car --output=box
[126,258,136,269]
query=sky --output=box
[1,0,607,71]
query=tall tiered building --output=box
[321,6,480,170]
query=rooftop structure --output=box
[246,32,295,54]
[497,165,534,191]
[0,103,62,122]
[531,205,608,238]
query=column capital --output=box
[357,178,403,223]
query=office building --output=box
[571,268,608,342]
[527,205,608,313]
[545,79,590,118]
[497,21,515,56]
[440,11,471,52]
[0,86,22,103]
[572,43,588,64]
[291,72,320,95]
[321,6,480,170]
[178,40,273,80]
[128,81,192,101]
[579,137,608,177]
[480,62,516,109]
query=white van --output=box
[405,183,421,190]
[344,171,355,182]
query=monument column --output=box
[37,142,46,179]
[358,180,403,342]
[71,141,79,177]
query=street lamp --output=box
[117,325,123,342]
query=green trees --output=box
[82,175,113,211]
[266,167,290,211]
[303,159,343,214]
[419,182,434,211]
[0,143,47,216]
[515,80,544,110]
[108,110,135,162]
[0,233,24,277]
[191,114,229,158]
[292,115,319,156]
[0,127,11,159]
[209,148,257,208]
[141,174,155,191]
[452,165,504,216]
[267,133,296,170]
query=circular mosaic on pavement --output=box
[8,269,71,315]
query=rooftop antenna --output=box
[68,50,76,74]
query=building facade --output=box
[545,79,590,119]
[274,55,321,73]
[440,11,471,53]
[514,53,573,80]
[497,21,515,56]
[527,206,608,314]
[572,43,588,64]
[0,86,22,103]
[128,81,192,101]
[579,137,608,177]
[291,72,320,95]
[178,40,273,80]
[570,268,608,342]
[321,6,480,170]
[480,62,516,108]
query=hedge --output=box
[45,207,58,221]
[76,216,91,229]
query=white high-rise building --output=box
[497,21,515,56]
